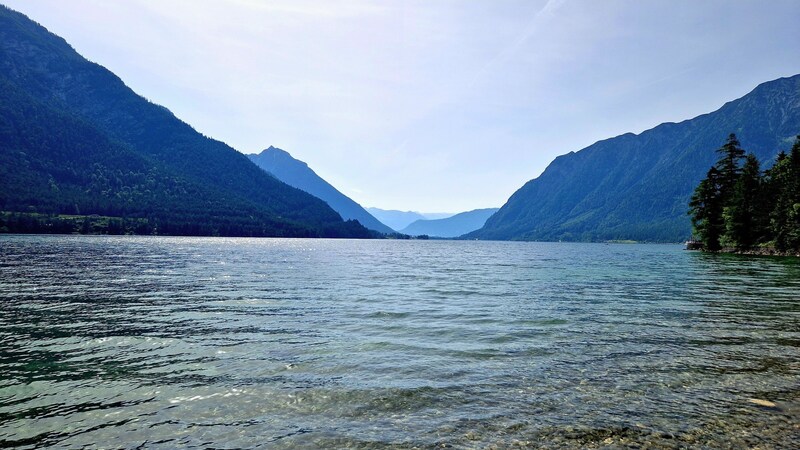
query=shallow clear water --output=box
[0,235,798,449]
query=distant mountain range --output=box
[401,208,498,238]
[366,208,453,231]
[0,5,371,238]
[248,147,394,234]
[470,74,800,242]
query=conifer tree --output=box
[689,166,724,250]
[765,152,792,250]
[784,137,800,249]
[691,135,800,253]
[689,135,746,250]
[715,133,746,202]
[722,153,762,249]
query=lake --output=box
[1,235,798,448]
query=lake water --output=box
[0,235,798,449]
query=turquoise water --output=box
[0,235,798,448]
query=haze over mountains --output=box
[248,147,394,234]
[470,75,800,242]
[366,208,453,232]
[0,5,371,238]
[401,208,499,238]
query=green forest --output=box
[689,134,800,253]
[0,78,372,238]
[0,5,376,239]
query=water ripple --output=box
[1,236,798,448]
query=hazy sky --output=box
[5,1,800,212]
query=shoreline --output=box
[692,247,800,258]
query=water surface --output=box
[1,236,798,448]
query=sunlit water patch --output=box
[1,235,798,448]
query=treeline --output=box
[0,213,151,235]
[0,212,375,238]
[689,134,800,252]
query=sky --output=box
[4,0,800,213]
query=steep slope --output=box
[0,5,370,238]
[248,147,394,234]
[471,75,800,242]
[400,208,499,237]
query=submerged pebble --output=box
[748,398,777,408]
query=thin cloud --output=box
[471,0,567,86]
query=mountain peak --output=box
[248,148,394,234]
[254,146,307,167]
[261,145,288,155]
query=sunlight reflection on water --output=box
[0,235,798,448]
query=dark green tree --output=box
[763,138,800,251]
[689,134,747,251]
[690,135,800,254]
[784,137,800,249]
[689,166,725,250]
[764,152,791,250]
[721,153,763,249]
[715,133,746,202]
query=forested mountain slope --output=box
[0,5,370,237]
[470,75,800,242]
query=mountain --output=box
[365,208,455,231]
[470,75,800,242]
[365,208,426,231]
[420,212,455,220]
[0,5,371,238]
[248,147,394,234]
[400,208,499,238]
